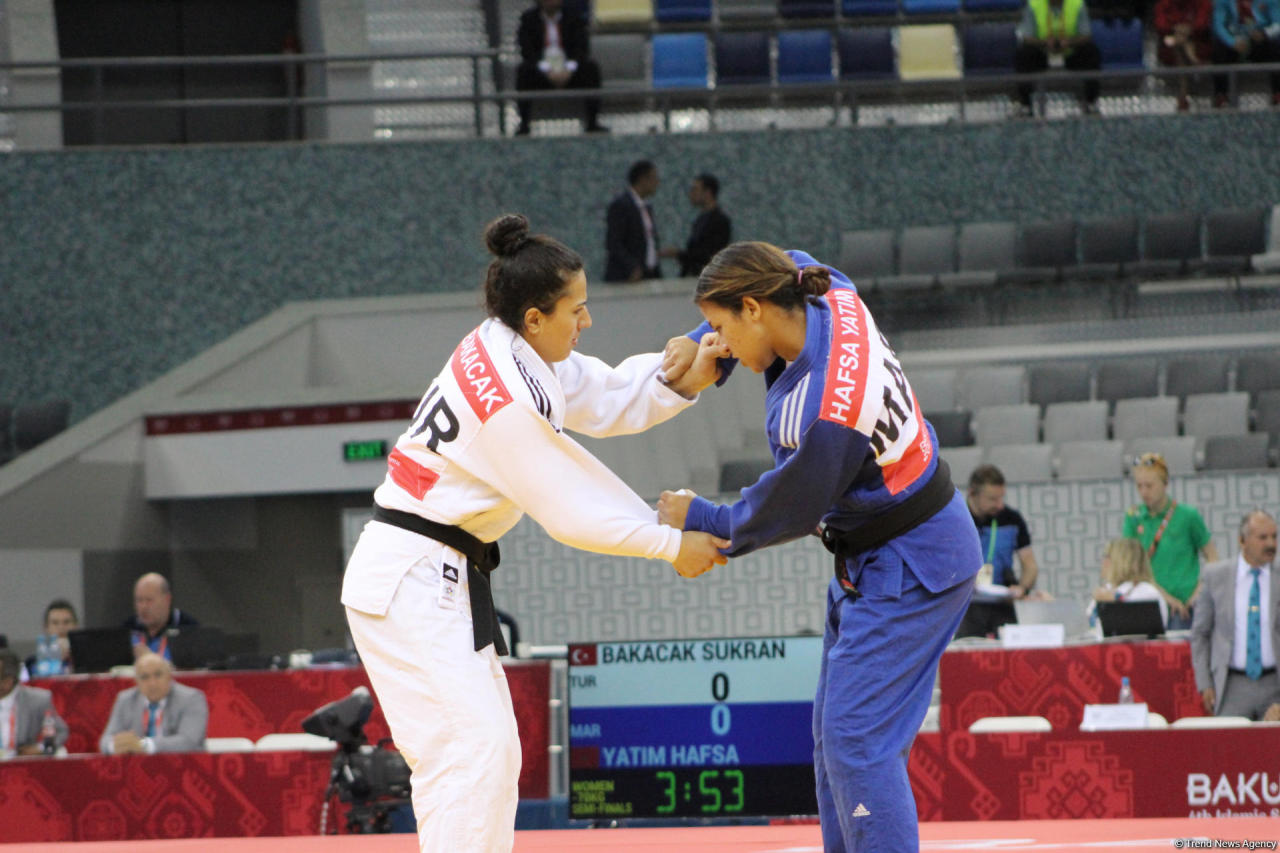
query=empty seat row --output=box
[599,0,1023,26]
[841,206,1278,291]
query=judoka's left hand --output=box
[659,489,695,530]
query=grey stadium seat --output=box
[13,400,71,452]
[838,229,896,286]
[594,34,650,90]
[1095,358,1160,406]
[719,457,773,493]
[1164,353,1230,400]
[0,404,14,464]
[942,446,985,489]
[1235,352,1280,397]
[1113,397,1179,441]
[1123,436,1197,476]
[1055,439,1126,481]
[973,403,1040,447]
[1255,389,1280,437]
[1028,362,1092,408]
[1078,215,1139,279]
[984,443,1053,483]
[1198,207,1268,275]
[912,367,958,413]
[1042,400,1109,444]
[892,225,957,288]
[1183,392,1250,443]
[940,221,1016,288]
[1131,212,1201,279]
[929,410,973,447]
[1202,433,1271,471]
[957,364,1026,409]
[1003,219,1078,284]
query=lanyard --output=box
[1144,500,1177,559]
[985,519,998,564]
[3,705,14,751]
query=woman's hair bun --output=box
[796,264,831,297]
[485,214,531,258]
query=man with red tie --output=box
[515,0,607,136]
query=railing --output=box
[2,50,1279,145]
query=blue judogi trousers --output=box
[813,554,973,852]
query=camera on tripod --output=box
[302,686,413,834]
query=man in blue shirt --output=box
[955,464,1040,639]
[1208,0,1280,106]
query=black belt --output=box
[819,458,956,598]
[373,505,507,657]
[1228,666,1276,677]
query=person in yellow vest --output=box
[1015,0,1104,113]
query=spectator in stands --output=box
[1191,510,1279,719]
[1123,452,1218,630]
[660,173,732,279]
[99,652,208,754]
[514,0,607,136]
[1154,0,1213,110]
[1014,0,1104,114]
[0,650,69,757]
[1088,537,1170,634]
[1208,0,1280,107]
[604,160,662,283]
[955,464,1040,639]
[23,599,78,676]
[123,573,199,661]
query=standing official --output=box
[661,173,732,278]
[604,160,662,283]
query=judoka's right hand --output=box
[672,531,731,578]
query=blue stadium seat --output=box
[714,32,771,85]
[653,33,709,88]
[777,30,834,83]
[838,27,895,79]
[842,0,899,14]
[903,0,960,13]
[1093,18,1145,70]
[780,0,837,16]
[961,0,1022,9]
[653,0,712,21]
[962,23,1017,75]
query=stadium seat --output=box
[973,403,1040,447]
[930,410,974,447]
[593,34,648,90]
[1202,433,1271,470]
[1004,219,1077,284]
[719,457,772,492]
[843,0,899,13]
[984,443,1054,483]
[1113,397,1179,441]
[714,31,771,85]
[653,34,709,88]
[898,25,961,81]
[595,0,654,24]
[940,221,1016,287]
[1093,18,1145,70]
[1199,207,1269,275]
[1235,351,1280,397]
[913,368,959,413]
[0,404,13,464]
[1095,358,1160,406]
[777,30,834,83]
[968,715,1052,733]
[1131,213,1201,279]
[942,446,984,488]
[838,228,896,285]
[957,364,1026,409]
[653,0,712,21]
[902,0,959,12]
[892,225,957,287]
[1165,354,1230,400]
[1042,400,1108,444]
[1250,203,1280,272]
[206,737,256,753]
[1183,392,1250,442]
[838,27,896,80]
[1028,362,1092,408]
[1078,214,1139,278]
[961,0,1022,9]
[717,0,778,18]
[962,23,1017,76]
[1255,389,1280,437]
[1055,440,1125,480]
[1123,436,1197,475]
[255,733,336,751]
[13,400,71,452]
[779,0,837,16]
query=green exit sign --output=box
[343,440,388,462]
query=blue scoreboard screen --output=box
[567,635,822,820]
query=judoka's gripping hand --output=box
[661,335,699,385]
[672,531,731,578]
[658,489,695,529]
[666,333,730,399]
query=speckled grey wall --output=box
[3,113,1279,421]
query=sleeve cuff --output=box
[142,737,156,755]
[537,61,551,73]
[686,496,732,541]
[566,60,579,72]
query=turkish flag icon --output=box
[568,644,597,666]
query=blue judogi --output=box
[685,251,981,852]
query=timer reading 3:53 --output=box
[655,769,745,814]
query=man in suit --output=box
[1192,510,1280,720]
[123,572,199,661]
[604,160,662,283]
[99,652,208,754]
[514,0,607,136]
[0,650,68,757]
[661,173,732,278]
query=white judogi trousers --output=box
[345,539,521,853]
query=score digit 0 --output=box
[710,672,731,736]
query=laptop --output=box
[1097,601,1166,638]
[68,627,135,673]
[1013,599,1090,639]
[168,626,229,670]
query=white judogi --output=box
[342,318,691,853]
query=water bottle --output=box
[40,710,57,755]
[34,635,54,677]
[1117,676,1133,704]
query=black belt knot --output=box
[373,505,507,656]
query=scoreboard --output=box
[567,635,822,820]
